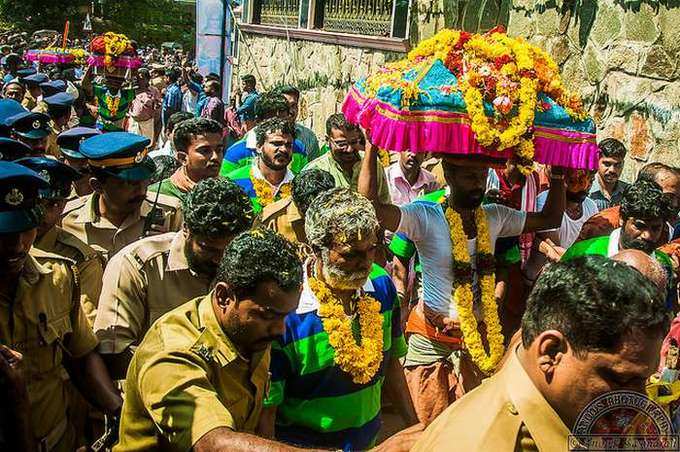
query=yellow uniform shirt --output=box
[33,225,105,325]
[94,231,212,354]
[305,152,391,204]
[115,294,270,451]
[412,345,571,451]
[258,197,306,244]
[0,253,98,452]
[60,191,183,262]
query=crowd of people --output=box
[0,30,679,452]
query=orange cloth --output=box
[578,206,620,241]
[405,301,462,347]
[169,166,196,193]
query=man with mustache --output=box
[149,117,224,203]
[257,188,419,451]
[358,140,566,424]
[563,179,673,261]
[94,178,253,380]
[115,229,314,452]
[524,168,599,282]
[228,117,296,214]
[56,127,102,198]
[0,161,122,452]
[5,109,51,155]
[61,132,183,261]
[588,138,630,211]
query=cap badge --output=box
[32,120,41,130]
[39,170,51,183]
[134,152,144,163]
[5,188,24,206]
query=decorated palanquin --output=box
[342,26,598,174]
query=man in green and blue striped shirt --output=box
[259,188,418,451]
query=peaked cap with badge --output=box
[15,156,80,200]
[57,127,101,160]
[80,131,156,181]
[0,160,49,233]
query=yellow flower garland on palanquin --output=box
[251,169,292,208]
[310,276,384,384]
[445,206,505,375]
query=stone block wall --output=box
[234,0,679,178]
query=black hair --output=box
[620,179,670,221]
[217,228,302,294]
[292,168,336,215]
[637,162,675,184]
[165,67,181,82]
[150,155,180,184]
[325,113,358,136]
[254,91,289,121]
[275,84,300,98]
[182,178,254,238]
[47,105,70,120]
[522,255,670,355]
[206,72,220,82]
[167,112,194,133]
[255,117,296,147]
[598,138,627,160]
[241,74,256,84]
[173,117,223,153]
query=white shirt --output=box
[397,202,526,318]
[536,192,599,249]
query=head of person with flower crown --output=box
[305,187,380,291]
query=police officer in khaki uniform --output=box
[0,161,122,452]
[61,131,183,261]
[413,256,669,451]
[259,168,335,246]
[115,229,306,451]
[56,127,101,198]
[36,92,75,158]
[95,178,254,379]
[16,156,105,324]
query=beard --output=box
[320,250,371,291]
[566,190,589,203]
[451,189,485,209]
[185,245,218,279]
[620,233,656,254]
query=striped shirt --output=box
[265,264,407,451]
[227,161,294,214]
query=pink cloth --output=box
[129,87,161,122]
[385,163,441,206]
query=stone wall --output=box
[234,0,679,177]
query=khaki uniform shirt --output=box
[258,197,306,244]
[94,231,212,354]
[33,225,105,325]
[306,152,391,204]
[61,191,183,262]
[114,294,270,451]
[0,253,98,452]
[413,346,571,452]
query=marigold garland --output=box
[377,149,391,168]
[362,27,588,174]
[310,276,384,384]
[251,168,292,207]
[445,206,505,375]
[104,93,121,118]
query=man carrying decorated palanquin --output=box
[257,188,419,451]
[359,140,566,425]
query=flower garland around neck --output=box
[104,91,121,118]
[250,167,292,208]
[309,275,384,384]
[445,204,505,375]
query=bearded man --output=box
[94,178,254,379]
[257,188,419,451]
[358,140,566,424]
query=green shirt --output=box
[148,178,187,204]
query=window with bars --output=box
[249,0,410,39]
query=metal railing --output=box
[322,0,393,37]
[258,0,300,27]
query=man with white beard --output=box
[257,188,420,451]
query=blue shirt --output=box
[162,82,183,127]
[236,91,259,122]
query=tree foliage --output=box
[0,0,194,47]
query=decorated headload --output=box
[25,47,88,66]
[342,26,598,173]
[88,32,142,71]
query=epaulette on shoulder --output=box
[56,228,100,261]
[125,233,175,268]
[62,195,89,215]
[30,247,77,266]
